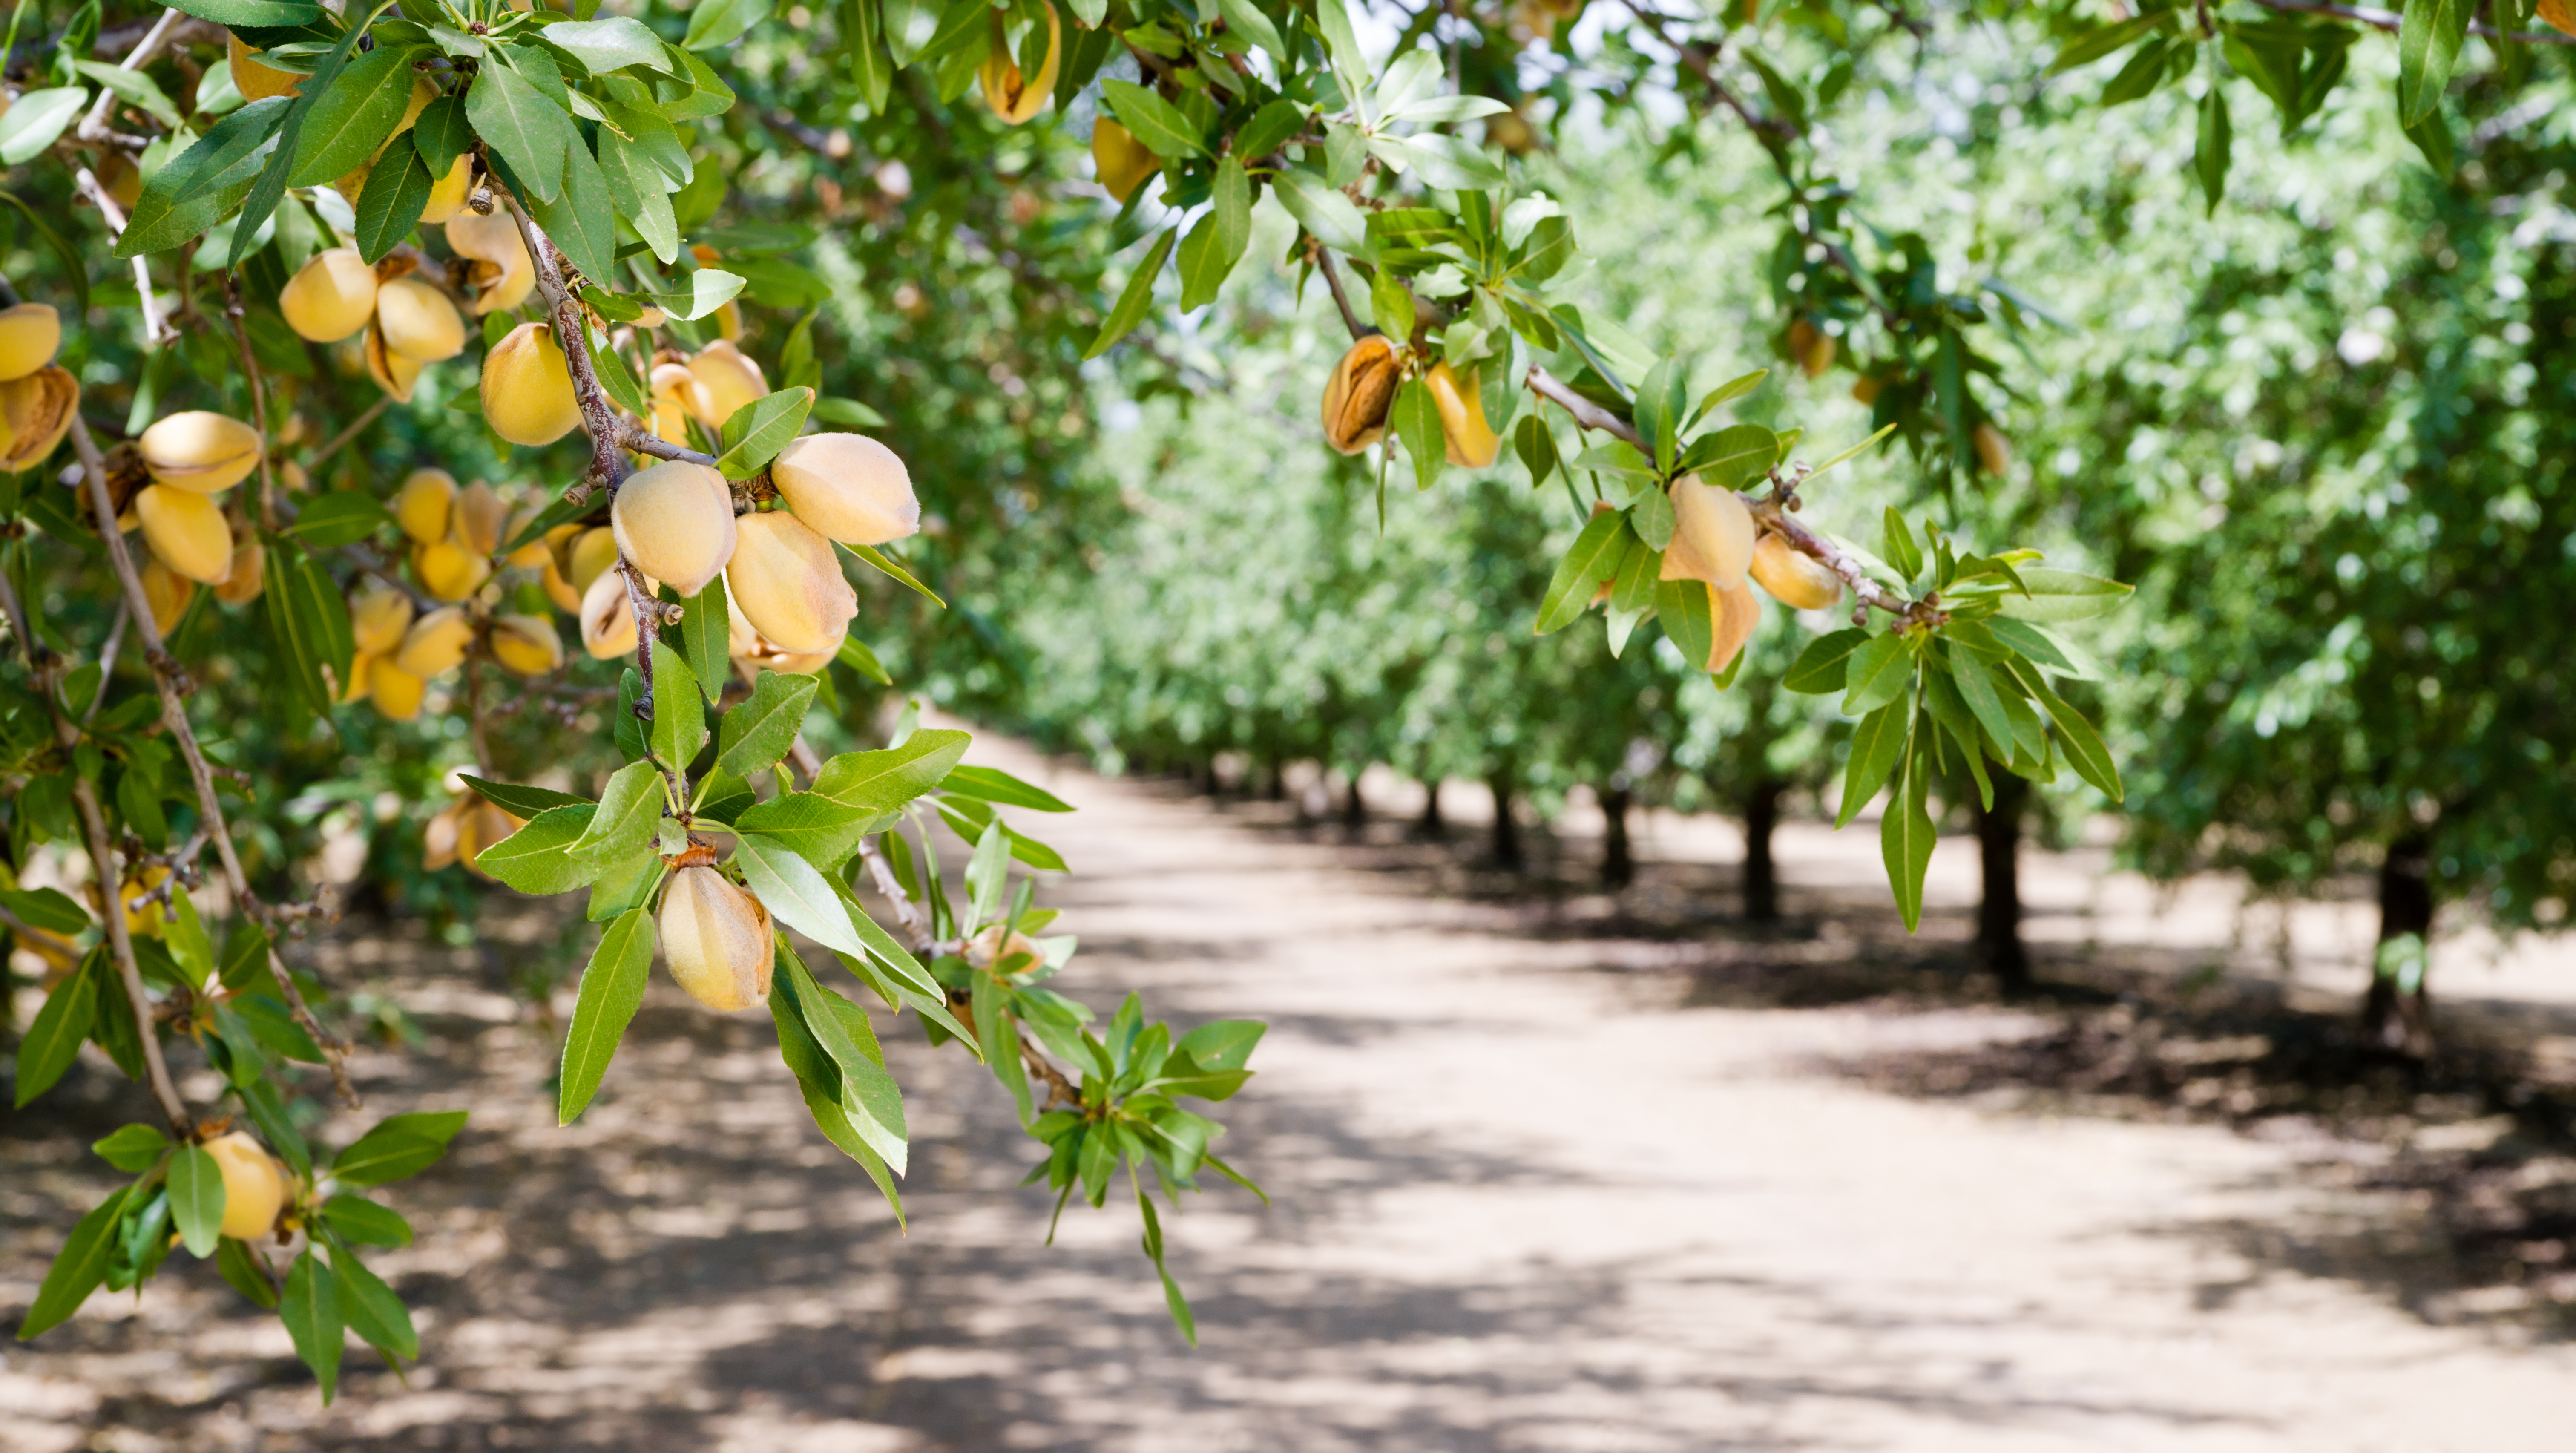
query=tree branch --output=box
[2244,0,2576,44]
[1313,246,1371,342]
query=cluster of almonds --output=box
[423,789,525,879]
[1648,480,1845,672]
[278,214,532,402]
[343,578,562,726]
[1320,336,1502,469]
[124,411,272,630]
[0,303,80,474]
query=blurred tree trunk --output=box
[2362,833,2436,1056]
[1488,764,1522,872]
[1264,754,1286,800]
[1974,774,2032,995]
[1416,771,1445,840]
[1341,766,1367,836]
[1601,785,1633,889]
[1742,778,1782,924]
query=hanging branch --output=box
[223,273,285,534]
[505,196,669,720]
[0,564,192,1133]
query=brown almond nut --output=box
[1321,335,1400,455]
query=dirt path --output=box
[6,734,2575,1451]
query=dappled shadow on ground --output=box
[1175,772,2576,1340]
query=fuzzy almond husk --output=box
[279,249,378,343]
[368,656,427,719]
[349,584,415,656]
[580,566,639,660]
[658,866,774,1012]
[727,511,857,655]
[1092,118,1157,203]
[489,613,564,676]
[136,486,234,584]
[204,1132,287,1240]
[1748,532,1843,611]
[227,35,302,101]
[612,461,737,597]
[770,433,919,547]
[213,538,266,606]
[377,276,467,362]
[450,480,507,557]
[1659,475,1755,591]
[0,302,61,380]
[682,341,768,429]
[1425,360,1500,469]
[139,556,193,636]
[392,468,457,544]
[413,539,493,602]
[445,210,535,314]
[480,322,581,445]
[978,1,1061,124]
[394,606,473,678]
[138,411,261,493]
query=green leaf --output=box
[733,793,883,873]
[330,1243,417,1360]
[460,775,590,819]
[1084,226,1176,359]
[119,96,293,257]
[2020,667,2124,803]
[72,60,182,132]
[733,833,868,961]
[1513,413,1559,490]
[1135,1184,1197,1344]
[675,578,730,705]
[467,48,570,204]
[328,1128,446,1187]
[165,1144,226,1257]
[586,849,665,922]
[1839,633,1913,716]
[230,3,385,267]
[1268,168,1370,256]
[17,1184,132,1340]
[479,802,609,896]
[352,131,431,262]
[280,1250,344,1403]
[845,0,892,109]
[2047,10,2172,73]
[1881,725,1937,934]
[1878,506,1923,581]
[683,0,774,49]
[2397,0,2470,127]
[411,94,472,175]
[217,1237,280,1308]
[1655,578,1714,672]
[2194,79,2230,214]
[1992,567,2133,623]
[558,908,654,1123]
[776,948,907,1170]
[1947,650,2015,761]
[939,764,1072,812]
[1834,699,1911,830]
[714,388,815,480]
[1100,78,1205,158]
[650,641,707,771]
[836,633,891,684]
[1177,1019,1264,1070]
[287,40,415,186]
[282,490,395,547]
[92,1123,170,1174]
[1369,264,1414,345]
[0,87,87,166]
[1391,377,1443,491]
[548,15,677,73]
[1535,509,1626,635]
[12,960,95,1107]
[812,729,972,811]
[1783,627,1869,695]
[162,0,322,21]
[572,759,664,860]
[1175,159,1251,312]
[716,671,822,779]
[322,1194,412,1249]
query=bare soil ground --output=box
[6,737,2576,1452]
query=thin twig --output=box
[1314,247,1371,342]
[223,273,282,531]
[83,604,127,725]
[305,396,388,475]
[76,7,182,143]
[74,169,164,346]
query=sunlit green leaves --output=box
[559,908,655,1123]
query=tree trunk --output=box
[1417,774,1446,840]
[1742,778,1783,924]
[1340,767,1367,837]
[2361,833,2436,1056]
[1974,773,2032,995]
[1601,785,1633,889]
[1488,767,1522,872]
[1264,754,1286,801]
